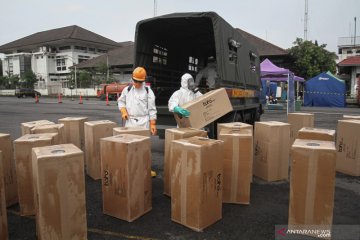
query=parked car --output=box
[15,88,41,98]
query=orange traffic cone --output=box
[35,94,39,103]
[79,95,83,104]
[58,93,62,103]
[106,93,109,106]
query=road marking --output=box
[89,228,159,240]
[8,209,158,240]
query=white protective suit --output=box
[168,73,203,112]
[195,62,217,89]
[117,83,157,128]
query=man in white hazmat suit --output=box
[118,67,157,135]
[195,57,217,89]
[168,73,202,117]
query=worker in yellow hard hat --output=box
[117,67,157,177]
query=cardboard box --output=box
[0,152,9,240]
[289,139,336,238]
[174,88,233,129]
[13,133,57,216]
[164,128,207,196]
[253,121,290,182]
[218,129,253,204]
[217,122,253,138]
[113,126,150,137]
[297,127,335,141]
[288,113,314,143]
[343,115,360,120]
[100,134,152,222]
[336,120,360,176]
[171,137,223,232]
[32,144,87,240]
[0,134,18,207]
[84,120,117,180]
[31,123,65,144]
[21,120,55,136]
[58,117,88,150]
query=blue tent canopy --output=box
[304,72,346,107]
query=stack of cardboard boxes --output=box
[58,117,88,150]
[171,137,223,231]
[253,121,290,182]
[289,139,336,237]
[84,120,117,180]
[218,128,253,204]
[164,128,207,196]
[336,119,360,176]
[0,134,18,207]
[288,113,314,143]
[21,120,55,136]
[0,151,9,240]
[113,126,150,137]
[13,133,58,215]
[100,134,152,222]
[32,144,87,239]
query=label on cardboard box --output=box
[174,88,233,129]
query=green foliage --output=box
[78,70,92,88]
[22,70,38,88]
[288,38,337,80]
[0,72,20,89]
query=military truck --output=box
[134,12,262,138]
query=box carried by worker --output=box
[174,88,233,129]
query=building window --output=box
[75,46,87,51]
[89,48,95,52]
[249,51,257,72]
[56,58,66,71]
[347,50,353,54]
[7,58,13,75]
[97,49,107,53]
[78,55,90,63]
[59,46,71,51]
[356,50,360,54]
[188,56,198,72]
[152,45,168,65]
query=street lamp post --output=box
[67,55,77,95]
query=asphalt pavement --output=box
[0,96,359,240]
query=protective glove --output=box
[174,106,190,118]
[120,107,128,120]
[150,120,157,135]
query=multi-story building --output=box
[0,25,119,90]
[337,36,360,99]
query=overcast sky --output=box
[0,0,359,59]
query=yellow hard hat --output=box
[132,67,147,81]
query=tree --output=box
[288,38,337,80]
[78,70,92,88]
[22,70,38,88]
